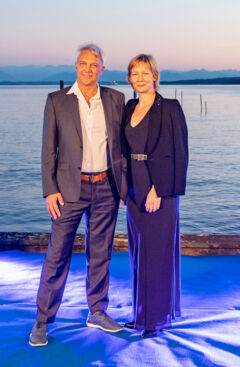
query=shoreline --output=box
[1,77,240,86]
[0,232,240,256]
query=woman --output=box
[122,54,188,338]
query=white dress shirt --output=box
[67,81,109,173]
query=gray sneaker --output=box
[29,322,48,347]
[86,311,123,333]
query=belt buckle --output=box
[137,154,144,161]
[84,174,92,183]
[90,175,95,183]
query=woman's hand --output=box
[145,185,161,213]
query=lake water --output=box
[0,84,239,234]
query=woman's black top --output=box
[125,111,152,209]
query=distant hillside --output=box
[0,65,127,83]
[160,69,240,82]
[2,77,240,86]
[40,71,76,82]
[0,70,15,81]
[40,69,128,83]
[0,65,74,82]
[161,77,240,85]
[1,65,240,83]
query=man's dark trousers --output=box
[36,172,119,323]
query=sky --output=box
[1,0,240,70]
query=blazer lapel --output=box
[146,93,163,155]
[66,93,83,143]
[101,87,113,152]
[125,99,138,127]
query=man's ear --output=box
[99,65,105,76]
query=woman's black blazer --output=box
[122,92,188,199]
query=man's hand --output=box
[145,186,161,213]
[46,193,64,219]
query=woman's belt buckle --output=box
[131,154,147,161]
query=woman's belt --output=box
[131,154,147,161]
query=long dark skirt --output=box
[127,195,181,331]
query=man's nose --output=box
[84,64,91,72]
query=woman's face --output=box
[129,62,156,94]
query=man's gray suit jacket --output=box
[41,85,125,202]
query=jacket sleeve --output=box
[171,99,188,195]
[41,94,60,197]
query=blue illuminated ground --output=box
[0,251,239,366]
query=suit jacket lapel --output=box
[125,99,138,127]
[66,93,83,143]
[101,87,113,152]
[146,93,163,155]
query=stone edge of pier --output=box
[0,232,240,255]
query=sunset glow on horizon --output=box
[1,0,240,71]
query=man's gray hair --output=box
[76,43,104,64]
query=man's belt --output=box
[131,154,147,161]
[81,170,108,183]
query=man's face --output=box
[75,50,105,88]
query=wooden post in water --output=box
[205,101,207,115]
[181,91,183,106]
[175,88,177,99]
[133,90,137,99]
[200,94,203,114]
[60,80,64,90]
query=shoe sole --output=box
[141,332,158,339]
[29,334,48,347]
[124,324,134,329]
[86,322,123,333]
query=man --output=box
[29,44,125,346]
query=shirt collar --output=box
[67,81,101,102]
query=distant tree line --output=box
[1,77,240,85]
